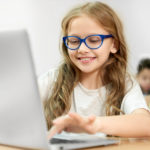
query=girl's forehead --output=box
[67,15,109,36]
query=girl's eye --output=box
[87,37,101,43]
[68,38,80,45]
[69,40,79,44]
[89,39,100,43]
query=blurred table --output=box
[83,138,150,150]
[1,137,150,150]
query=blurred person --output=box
[137,58,150,107]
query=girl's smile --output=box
[77,56,96,64]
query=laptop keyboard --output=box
[50,138,86,144]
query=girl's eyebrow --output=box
[68,33,101,37]
[67,34,80,37]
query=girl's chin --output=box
[78,67,99,74]
[78,68,93,73]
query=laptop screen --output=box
[0,30,49,149]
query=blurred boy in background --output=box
[137,58,150,107]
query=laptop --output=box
[0,29,119,150]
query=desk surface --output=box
[1,138,150,150]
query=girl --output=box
[38,1,150,138]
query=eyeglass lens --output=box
[66,35,102,49]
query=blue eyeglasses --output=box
[63,34,113,50]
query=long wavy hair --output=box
[44,1,129,130]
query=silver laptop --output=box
[0,29,119,150]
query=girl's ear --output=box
[110,40,118,54]
[111,47,117,54]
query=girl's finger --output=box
[68,112,83,123]
[47,126,62,140]
[88,115,96,123]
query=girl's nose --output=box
[77,42,90,53]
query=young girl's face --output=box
[67,15,116,75]
[137,68,150,93]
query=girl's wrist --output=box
[94,117,103,133]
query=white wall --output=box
[0,0,150,76]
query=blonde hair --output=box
[44,1,129,129]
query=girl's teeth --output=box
[80,58,91,60]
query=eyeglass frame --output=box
[63,34,113,50]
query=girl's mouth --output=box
[78,57,96,64]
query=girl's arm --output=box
[48,108,150,139]
[94,108,150,137]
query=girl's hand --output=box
[48,112,98,139]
